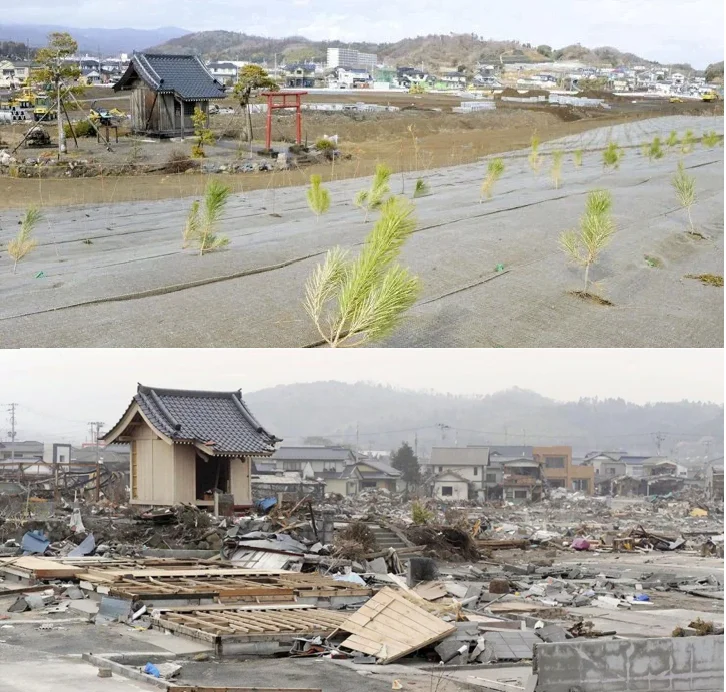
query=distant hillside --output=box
[245,382,723,459]
[147,32,657,70]
[0,24,189,56]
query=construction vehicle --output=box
[702,90,720,103]
[33,93,57,121]
[669,96,684,103]
[89,101,125,126]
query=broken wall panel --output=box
[339,586,455,663]
[151,604,348,654]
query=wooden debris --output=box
[339,586,455,663]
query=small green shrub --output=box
[64,120,95,138]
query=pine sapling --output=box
[573,149,583,167]
[559,189,615,298]
[701,131,721,148]
[183,180,231,254]
[481,158,505,201]
[354,163,391,221]
[666,130,679,148]
[528,133,541,173]
[681,129,694,154]
[306,174,331,220]
[647,136,664,161]
[8,206,42,273]
[304,196,421,347]
[671,161,697,235]
[603,141,623,169]
[413,178,429,198]
[550,150,564,188]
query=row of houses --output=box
[3,385,722,508]
[0,54,131,89]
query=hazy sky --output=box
[0,349,722,443]
[3,0,724,65]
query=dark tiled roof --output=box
[271,446,356,462]
[113,53,226,100]
[105,384,279,456]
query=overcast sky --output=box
[0,349,722,443]
[3,0,724,66]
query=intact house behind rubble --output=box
[113,53,226,137]
[424,444,593,501]
[252,445,402,496]
[102,384,279,507]
[424,446,489,499]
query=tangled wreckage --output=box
[0,487,723,691]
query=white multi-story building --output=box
[327,47,377,72]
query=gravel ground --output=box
[0,114,722,348]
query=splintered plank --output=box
[338,587,455,663]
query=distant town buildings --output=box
[326,47,377,73]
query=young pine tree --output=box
[481,158,505,200]
[304,196,421,347]
[8,206,42,273]
[550,150,564,188]
[671,161,697,235]
[306,174,331,220]
[559,190,615,297]
[183,180,231,254]
[354,163,392,222]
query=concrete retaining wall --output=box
[533,635,724,692]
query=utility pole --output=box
[7,403,18,465]
[653,431,666,456]
[88,421,104,501]
[503,426,508,445]
[355,422,359,459]
[414,431,418,458]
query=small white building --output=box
[433,471,470,500]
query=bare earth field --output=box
[0,114,723,348]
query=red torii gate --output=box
[261,91,307,151]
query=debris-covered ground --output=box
[0,487,723,691]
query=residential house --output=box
[432,71,467,91]
[113,53,226,137]
[284,63,317,89]
[425,446,489,499]
[268,445,356,495]
[0,440,44,461]
[433,471,470,501]
[327,66,371,89]
[206,61,238,85]
[354,457,402,492]
[102,384,279,507]
[533,446,593,494]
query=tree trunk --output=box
[583,263,590,296]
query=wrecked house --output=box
[502,458,544,503]
[432,470,471,500]
[112,53,226,137]
[102,384,279,507]
[706,460,724,500]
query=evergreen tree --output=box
[391,442,420,489]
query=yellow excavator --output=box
[702,90,720,103]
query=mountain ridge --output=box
[243,382,723,459]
